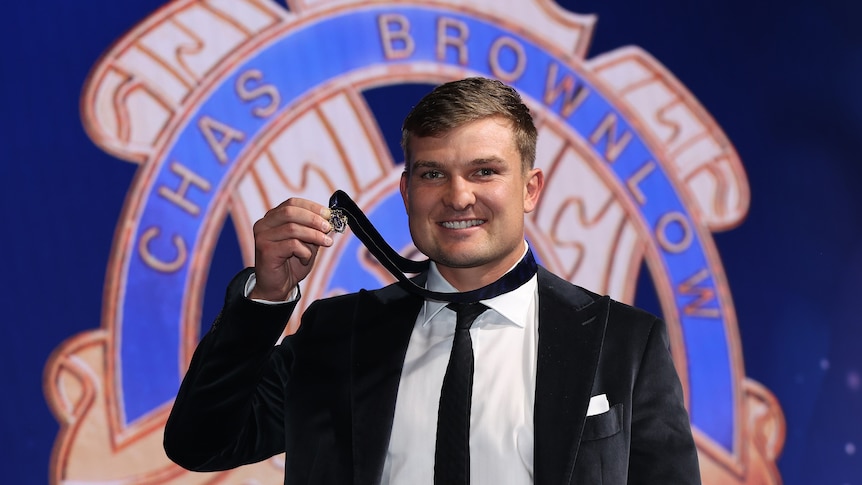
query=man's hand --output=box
[250,198,334,301]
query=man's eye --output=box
[477,168,495,176]
[421,170,443,179]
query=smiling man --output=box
[164,77,702,484]
[401,117,542,288]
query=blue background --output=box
[2,0,860,483]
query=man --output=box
[164,77,701,484]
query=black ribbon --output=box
[328,190,536,303]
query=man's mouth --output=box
[441,219,486,229]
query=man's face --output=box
[400,116,543,287]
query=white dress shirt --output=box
[381,250,539,485]
[245,245,539,484]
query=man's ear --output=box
[399,171,409,209]
[523,167,544,213]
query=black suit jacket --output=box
[164,267,701,484]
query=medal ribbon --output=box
[328,190,537,303]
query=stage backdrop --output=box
[2,0,859,483]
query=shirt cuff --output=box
[244,273,299,304]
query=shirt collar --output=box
[419,242,537,328]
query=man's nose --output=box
[443,176,476,210]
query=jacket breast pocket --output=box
[581,402,623,441]
[572,403,627,484]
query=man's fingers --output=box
[257,220,333,248]
[293,240,319,266]
[255,198,332,233]
[275,196,331,216]
[259,238,317,267]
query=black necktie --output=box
[434,302,488,485]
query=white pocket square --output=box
[586,393,610,417]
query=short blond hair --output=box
[401,77,537,173]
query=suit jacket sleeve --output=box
[628,315,701,484]
[163,268,298,471]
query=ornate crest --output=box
[45,0,784,482]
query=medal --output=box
[328,208,348,233]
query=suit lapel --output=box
[350,283,423,485]
[533,268,610,485]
